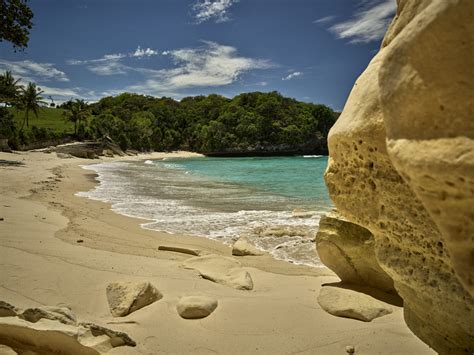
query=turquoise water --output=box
[78,156,333,267]
[165,156,332,209]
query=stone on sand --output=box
[106,281,162,317]
[317,286,392,322]
[182,255,254,290]
[176,296,218,319]
[158,245,202,256]
[232,237,263,256]
[0,301,17,317]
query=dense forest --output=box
[1,72,338,155]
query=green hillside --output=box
[9,107,73,133]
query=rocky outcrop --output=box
[176,296,218,319]
[106,281,162,317]
[324,0,474,353]
[182,255,254,290]
[317,286,392,322]
[53,138,125,159]
[0,302,136,353]
[316,211,394,293]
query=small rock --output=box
[346,345,355,354]
[56,152,72,159]
[182,255,254,290]
[76,239,84,243]
[0,301,17,317]
[317,286,392,322]
[106,281,162,317]
[232,237,263,256]
[292,209,317,218]
[80,322,136,347]
[176,296,218,319]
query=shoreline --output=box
[0,150,435,354]
[77,157,329,268]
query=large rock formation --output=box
[324,0,474,353]
[0,302,136,353]
[316,211,395,293]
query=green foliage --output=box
[0,0,34,50]
[62,99,90,135]
[0,70,22,105]
[88,91,338,153]
[0,107,16,141]
[0,71,338,154]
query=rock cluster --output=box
[323,0,474,352]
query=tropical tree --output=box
[0,70,22,105]
[19,82,45,129]
[62,99,89,135]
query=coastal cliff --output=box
[323,0,474,353]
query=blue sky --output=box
[0,0,396,109]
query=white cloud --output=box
[0,59,69,82]
[329,0,396,43]
[132,46,158,58]
[282,71,302,81]
[127,41,273,93]
[192,0,238,24]
[313,15,335,25]
[68,46,158,75]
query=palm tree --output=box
[63,99,89,135]
[0,71,23,106]
[20,82,45,129]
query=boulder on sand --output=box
[232,237,263,256]
[182,255,253,290]
[106,281,162,317]
[317,286,392,322]
[176,295,218,319]
[316,211,395,293]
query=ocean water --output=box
[77,156,333,267]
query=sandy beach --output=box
[0,151,435,354]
